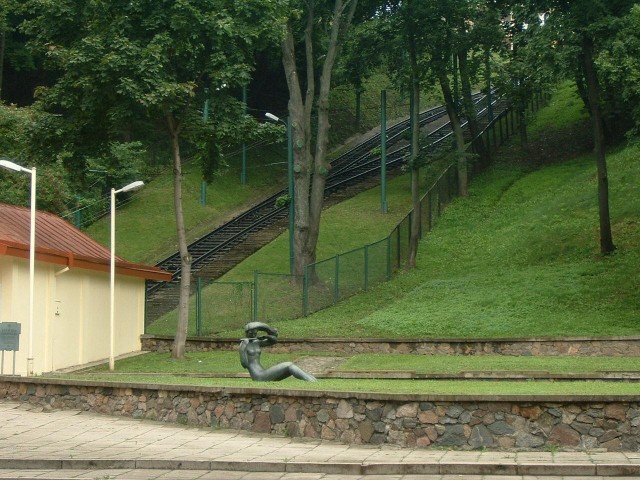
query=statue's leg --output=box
[253,362,295,381]
[252,362,317,382]
[289,365,317,382]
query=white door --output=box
[51,273,81,371]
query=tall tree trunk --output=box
[407,76,421,269]
[405,3,421,269]
[281,0,358,277]
[0,31,5,100]
[582,36,615,254]
[166,112,192,359]
[438,68,467,196]
[458,49,488,165]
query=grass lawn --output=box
[74,351,640,375]
[50,351,640,395]
[47,375,640,396]
[146,82,639,340]
[208,83,638,340]
[338,354,640,374]
[80,82,640,396]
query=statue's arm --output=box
[258,334,278,347]
[239,340,250,368]
[245,322,278,336]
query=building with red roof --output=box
[0,203,170,375]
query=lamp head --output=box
[265,112,280,122]
[120,180,144,193]
[0,158,27,173]
[113,180,144,196]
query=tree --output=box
[597,5,640,137]
[23,0,286,357]
[345,0,470,264]
[525,0,636,254]
[279,0,358,276]
[494,3,559,151]
[401,0,423,269]
[456,1,505,167]
[418,0,471,197]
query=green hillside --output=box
[216,83,640,339]
[83,73,418,266]
[100,81,638,341]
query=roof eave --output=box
[0,241,172,282]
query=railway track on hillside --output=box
[145,93,507,323]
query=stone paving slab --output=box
[3,473,640,480]
[1,401,639,478]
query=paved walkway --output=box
[1,400,639,479]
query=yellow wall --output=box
[0,256,146,376]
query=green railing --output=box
[148,279,252,336]
[147,92,547,334]
[299,163,457,319]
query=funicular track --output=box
[145,93,507,323]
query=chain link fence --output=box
[145,93,546,334]
[146,279,252,336]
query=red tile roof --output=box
[0,203,171,281]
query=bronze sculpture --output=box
[239,322,317,382]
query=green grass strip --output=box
[45,374,640,396]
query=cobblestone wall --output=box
[140,335,640,357]
[1,379,638,452]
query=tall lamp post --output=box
[110,180,144,371]
[0,159,36,376]
[265,112,294,274]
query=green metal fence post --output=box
[386,235,391,280]
[252,271,258,321]
[287,117,294,275]
[510,108,514,138]
[201,88,209,206]
[249,281,254,322]
[303,265,309,316]
[381,89,388,213]
[196,276,202,336]
[241,85,248,185]
[485,49,493,122]
[74,196,82,228]
[492,121,497,152]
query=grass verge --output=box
[72,351,640,375]
[212,83,638,340]
[48,375,640,396]
[50,351,640,395]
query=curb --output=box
[1,458,639,476]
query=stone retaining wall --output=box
[2,378,639,452]
[141,335,640,357]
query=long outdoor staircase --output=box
[145,93,509,324]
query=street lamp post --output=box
[265,113,294,274]
[380,90,388,214]
[0,159,36,376]
[110,180,144,371]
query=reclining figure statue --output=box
[239,321,317,382]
